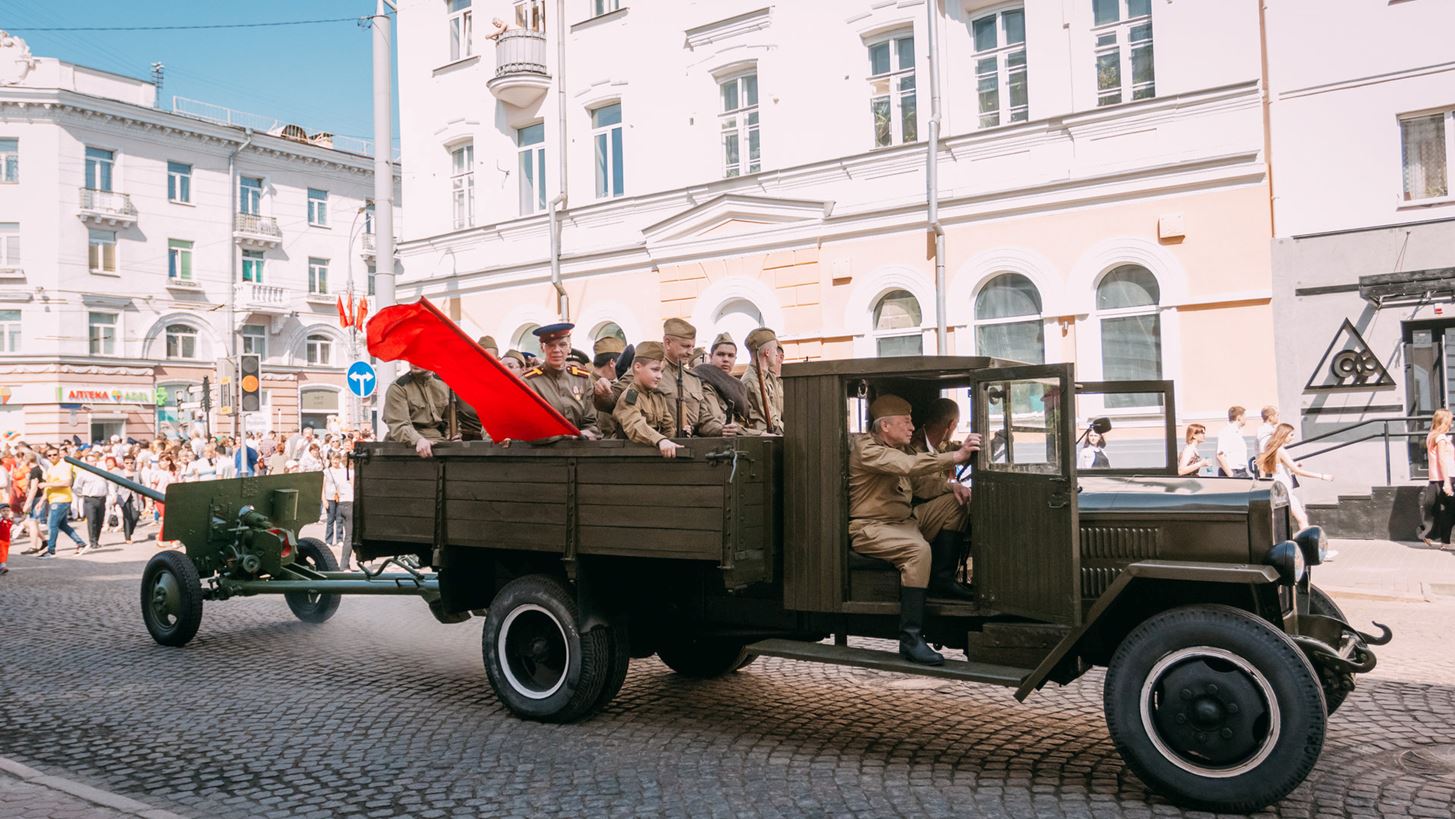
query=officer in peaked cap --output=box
[521,322,600,439]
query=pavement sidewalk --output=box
[1317,538,1455,601]
[0,757,182,819]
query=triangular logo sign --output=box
[1304,318,1395,392]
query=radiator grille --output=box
[1080,525,1160,560]
[1081,566,1121,598]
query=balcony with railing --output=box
[240,281,290,314]
[487,29,550,107]
[360,232,400,260]
[77,188,138,227]
[234,213,283,248]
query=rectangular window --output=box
[0,310,19,353]
[306,335,333,366]
[1401,112,1450,201]
[167,239,193,280]
[242,324,267,357]
[364,202,375,235]
[868,33,917,147]
[167,161,191,203]
[450,143,475,229]
[0,223,18,268]
[1094,0,1154,107]
[517,123,547,215]
[307,188,329,226]
[593,0,621,16]
[0,138,17,183]
[592,103,624,199]
[720,72,761,177]
[448,0,473,62]
[973,9,1028,128]
[239,176,263,215]
[241,249,264,283]
[88,311,117,356]
[308,257,329,294]
[84,146,114,191]
[88,228,117,273]
[367,263,377,297]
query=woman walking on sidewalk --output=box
[1256,423,1336,555]
[1419,408,1455,549]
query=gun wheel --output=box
[285,537,342,624]
[140,550,204,647]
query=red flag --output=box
[366,298,579,441]
[356,297,369,328]
[337,296,351,328]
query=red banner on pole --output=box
[365,298,579,441]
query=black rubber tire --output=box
[590,621,631,713]
[656,635,751,678]
[1306,585,1353,714]
[284,537,342,624]
[482,575,613,723]
[1104,604,1327,813]
[140,550,204,647]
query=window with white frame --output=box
[305,333,333,366]
[0,223,18,269]
[872,289,923,356]
[868,32,917,148]
[514,0,546,31]
[167,161,191,203]
[448,0,473,62]
[593,0,621,17]
[88,228,117,273]
[168,239,193,280]
[84,146,114,191]
[366,262,377,296]
[239,176,263,215]
[592,103,624,198]
[241,249,264,283]
[165,324,199,360]
[972,8,1028,128]
[1096,264,1162,408]
[0,309,19,352]
[720,72,761,177]
[517,123,547,215]
[593,321,627,345]
[450,142,475,229]
[714,299,763,351]
[1401,110,1451,201]
[0,138,17,183]
[88,311,117,356]
[1092,0,1153,107]
[308,257,329,294]
[974,273,1044,364]
[242,324,267,357]
[514,324,542,358]
[364,201,375,235]
[307,188,329,226]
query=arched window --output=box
[513,324,541,358]
[1096,264,1162,408]
[872,289,922,356]
[593,321,626,344]
[713,298,763,351]
[974,273,1043,364]
[165,324,198,360]
[305,333,333,366]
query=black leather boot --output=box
[928,532,975,600]
[898,587,944,666]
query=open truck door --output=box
[970,363,1080,626]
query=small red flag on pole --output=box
[336,296,351,328]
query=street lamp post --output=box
[371,0,397,432]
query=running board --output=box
[745,639,1029,687]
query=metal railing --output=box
[494,29,548,76]
[233,213,282,239]
[1285,415,1426,487]
[78,187,137,218]
[241,282,288,307]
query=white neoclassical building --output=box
[393,0,1278,433]
[0,36,401,442]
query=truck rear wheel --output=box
[1306,585,1353,715]
[285,538,342,624]
[1104,604,1326,813]
[483,575,613,723]
[656,635,753,678]
[141,550,204,647]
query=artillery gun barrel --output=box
[64,456,165,503]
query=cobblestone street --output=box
[2,532,1453,818]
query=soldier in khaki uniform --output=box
[591,336,627,439]
[694,332,750,430]
[659,318,734,437]
[849,394,980,665]
[521,322,601,439]
[611,341,683,459]
[909,397,973,599]
[382,364,451,458]
[741,327,784,435]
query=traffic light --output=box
[239,353,261,412]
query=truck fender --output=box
[1013,560,1282,702]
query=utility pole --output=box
[372,0,397,426]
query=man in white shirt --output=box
[1216,405,1250,478]
[1256,406,1280,456]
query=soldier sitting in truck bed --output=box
[382,364,450,458]
[849,395,980,665]
[611,341,683,459]
[521,322,601,439]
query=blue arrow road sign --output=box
[346,360,378,398]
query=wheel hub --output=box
[150,571,180,626]
[498,604,570,700]
[1140,646,1281,778]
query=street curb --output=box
[1320,584,1434,603]
[0,755,186,819]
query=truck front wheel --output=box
[656,635,755,678]
[1104,604,1327,813]
[482,575,613,723]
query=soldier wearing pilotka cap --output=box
[591,335,627,438]
[694,332,751,431]
[521,322,601,439]
[611,341,683,459]
[660,318,736,438]
[741,327,784,435]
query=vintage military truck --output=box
[351,358,1389,813]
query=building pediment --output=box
[642,193,833,248]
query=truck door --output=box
[970,363,1080,626]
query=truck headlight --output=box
[1265,540,1306,586]
[1293,525,1325,567]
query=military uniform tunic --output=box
[523,363,600,436]
[382,371,450,445]
[612,383,675,447]
[658,358,726,437]
[909,433,969,543]
[847,433,961,589]
[740,364,784,435]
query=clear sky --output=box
[4,0,396,141]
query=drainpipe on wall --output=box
[926,0,948,354]
[549,0,569,321]
[227,128,253,439]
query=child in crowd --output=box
[611,341,683,460]
[0,503,12,576]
